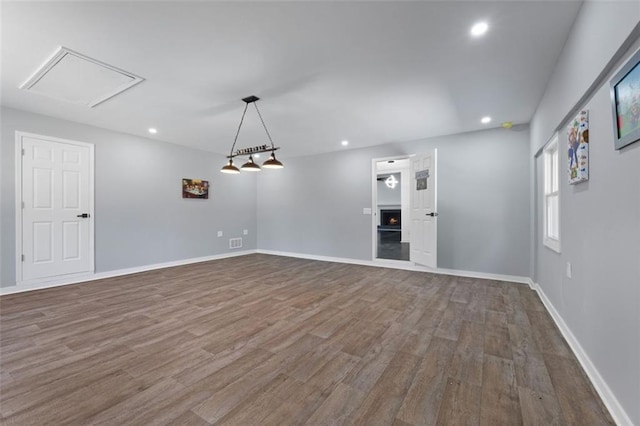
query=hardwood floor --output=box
[0,254,613,425]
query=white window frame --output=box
[543,134,560,253]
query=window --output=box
[543,135,560,252]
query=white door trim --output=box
[14,131,96,286]
[371,154,413,262]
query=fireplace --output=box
[380,209,401,229]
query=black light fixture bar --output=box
[228,145,280,159]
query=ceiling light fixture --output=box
[481,116,492,124]
[385,175,398,189]
[220,95,284,174]
[148,128,157,134]
[341,140,349,146]
[470,22,489,37]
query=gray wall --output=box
[530,2,640,423]
[257,126,531,277]
[1,107,257,288]
[530,1,640,154]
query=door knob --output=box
[77,213,90,218]
[426,212,438,217]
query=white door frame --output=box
[14,131,96,286]
[371,154,413,263]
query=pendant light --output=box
[220,159,240,174]
[220,95,284,174]
[241,155,261,172]
[262,152,284,169]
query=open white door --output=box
[410,150,437,268]
[18,133,94,283]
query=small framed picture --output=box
[182,178,209,199]
[610,48,640,150]
[567,110,588,184]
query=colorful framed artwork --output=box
[568,110,588,184]
[610,48,640,150]
[182,178,209,199]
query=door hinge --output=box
[21,254,25,262]
[21,148,25,156]
[22,201,25,209]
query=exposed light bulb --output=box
[385,175,398,189]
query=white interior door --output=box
[19,133,94,282]
[410,150,437,268]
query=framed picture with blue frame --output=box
[610,48,640,150]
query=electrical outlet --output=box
[243,229,248,235]
[217,231,223,237]
[566,262,572,278]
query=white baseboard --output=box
[2,248,533,296]
[524,277,536,289]
[258,249,425,271]
[256,249,532,285]
[0,250,257,296]
[532,282,632,426]
[437,267,532,286]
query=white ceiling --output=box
[1,1,582,158]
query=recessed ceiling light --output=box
[470,22,489,37]
[254,154,260,158]
[481,116,492,124]
[148,128,157,134]
[341,140,349,146]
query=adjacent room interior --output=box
[375,158,410,262]
[0,1,639,425]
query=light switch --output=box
[243,229,248,235]
[566,262,572,278]
[217,231,223,237]
[363,208,372,215]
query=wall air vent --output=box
[19,47,144,108]
[229,238,243,249]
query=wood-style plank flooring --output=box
[0,254,613,425]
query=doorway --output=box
[372,151,438,268]
[374,157,410,261]
[15,132,95,285]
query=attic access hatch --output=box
[20,47,144,108]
